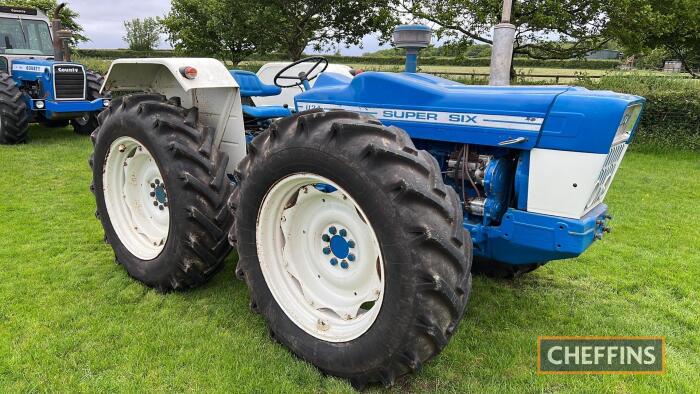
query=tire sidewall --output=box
[237,145,421,375]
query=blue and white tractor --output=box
[0,4,109,144]
[89,26,644,387]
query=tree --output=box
[161,0,274,65]
[123,18,160,51]
[259,0,396,60]
[5,0,86,43]
[610,0,699,78]
[392,0,619,77]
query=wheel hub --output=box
[150,179,168,209]
[323,227,356,269]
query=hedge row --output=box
[446,74,700,151]
[73,49,621,70]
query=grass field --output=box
[1,126,699,392]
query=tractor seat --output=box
[229,70,281,98]
[230,70,291,120]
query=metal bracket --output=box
[498,137,528,146]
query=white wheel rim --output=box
[257,173,385,342]
[103,136,169,260]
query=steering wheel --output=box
[274,57,329,88]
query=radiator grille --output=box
[53,64,85,100]
[585,142,627,211]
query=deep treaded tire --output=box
[230,109,473,388]
[471,257,543,279]
[0,71,29,144]
[72,70,104,135]
[90,93,233,291]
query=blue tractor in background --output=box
[89,25,644,387]
[0,4,109,144]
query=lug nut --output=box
[339,229,347,237]
[323,247,331,255]
[153,201,158,206]
[348,254,356,261]
[150,192,155,197]
[340,260,349,269]
[330,258,338,266]
[118,144,126,152]
[348,240,355,248]
[329,226,337,235]
[322,234,330,242]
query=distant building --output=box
[585,50,622,60]
[663,60,683,73]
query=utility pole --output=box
[489,0,516,86]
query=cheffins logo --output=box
[538,337,665,374]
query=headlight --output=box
[35,100,45,109]
[614,104,642,144]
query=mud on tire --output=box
[90,93,233,291]
[230,109,473,388]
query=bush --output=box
[585,75,700,151]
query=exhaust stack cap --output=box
[392,24,432,50]
[392,24,432,73]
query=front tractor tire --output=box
[91,94,233,291]
[0,71,29,144]
[231,110,473,387]
[72,70,104,135]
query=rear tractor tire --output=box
[0,71,29,144]
[72,70,105,135]
[230,109,473,388]
[90,93,233,291]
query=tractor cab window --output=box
[0,17,53,56]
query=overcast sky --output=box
[64,0,391,55]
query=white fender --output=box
[103,58,246,174]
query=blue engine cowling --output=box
[294,71,645,266]
[9,59,108,120]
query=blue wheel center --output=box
[154,185,167,204]
[329,235,350,259]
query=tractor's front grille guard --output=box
[584,141,627,211]
[53,64,86,100]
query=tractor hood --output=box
[296,72,644,153]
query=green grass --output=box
[1,126,699,392]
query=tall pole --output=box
[489,0,516,86]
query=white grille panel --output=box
[585,142,628,211]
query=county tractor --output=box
[0,4,109,144]
[88,25,644,387]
